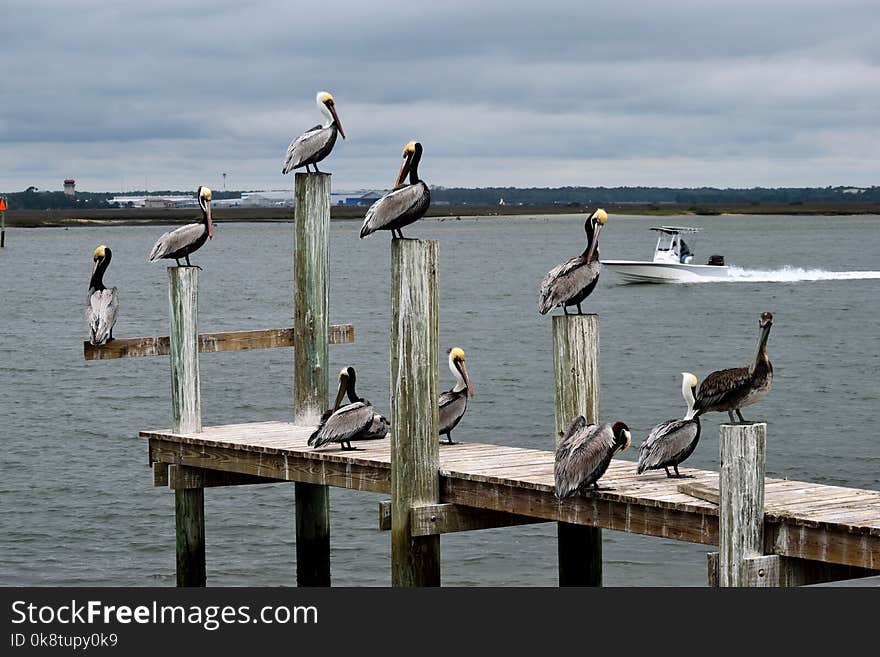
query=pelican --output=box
[554,418,631,497]
[85,245,119,346]
[148,186,213,267]
[538,209,607,315]
[693,311,774,423]
[359,141,430,239]
[308,367,390,450]
[637,372,701,478]
[439,347,475,444]
[282,91,346,174]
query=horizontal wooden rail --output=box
[83,324,354,360]
[378,500,549,535]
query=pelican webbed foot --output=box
[441,433,457,445]
[340,442,361,451]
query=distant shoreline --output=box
[4,202,879,227]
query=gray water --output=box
[2,213,879,586]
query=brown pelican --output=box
[554,418,631,497]
[693,311,774,423]
[308,367,390,450]
[637,372,701,478]
[85,245,119,346]
[148,186,213,267]
[282,91,346,174]
[538,209,607,315]
[359,141,430,239]
[439,347,475,444]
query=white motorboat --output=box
[602,226,729,283]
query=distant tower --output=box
[222,173,227,191]
[63,179,76,196]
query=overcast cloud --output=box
[2,0,878,191]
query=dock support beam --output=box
[718,422,766,587]
[293,172,332,587]
[390,239,441,586]
[553,315,602,587]
[168,266,205,587]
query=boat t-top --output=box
[602,226,729,283]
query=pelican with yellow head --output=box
[85,244,119,346]
[282,91,346,174]
[538,208,608,315]
[438,347,475,444]
[148,186,213,268]
[360,141,430,239]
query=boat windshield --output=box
[650,226,701,264]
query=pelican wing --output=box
[308,401,375,448]
[555,422,615,498]
[359,414,390,441]
[438,390,468,434]
[359,183,429,237]
[693,366,750,414]
[538,256,599,314]
[637,419,700,473]
[282,125,335,173]
[85,287,119,346]
[148,222,205,261]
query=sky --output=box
[2,0,878,192]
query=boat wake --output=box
[704,266,880,283]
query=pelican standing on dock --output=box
[282,91,346,174]
[148,186,213,267]
[85,245,119,346]
[360,141,430,239]
[439,347,475,444]
[554,418,631,497]
[309,367,390,450]
[539,209,607,315]
[637,372,702,478]
[693,311,774,423]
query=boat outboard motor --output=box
[707,254,725,266]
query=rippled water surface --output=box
[2,213,878,586]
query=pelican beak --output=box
[206,201,213,239]
[394,151,412,188]
[333,375,347,411]
[585,221,602,261]
[458,361,475,397]
[328,102,345,139]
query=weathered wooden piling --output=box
[390,239,441,586]
[718,422,766,587]
[293,172,332,587]
[552,314,602,586]
[167,266,205,586]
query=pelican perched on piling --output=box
[637,373,702,478]
[554,418,631,497]
[693,311,774,423]
[85,245,119,346]
[538,209,607,315]
[360,141,430,239]
[309,367,390,450]
[439,347,475,444]
[282,91,346,174]
[148,186,213,267]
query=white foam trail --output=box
[701,266,880,283]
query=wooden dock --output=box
[142,421,880,575]
[88,173,880,587]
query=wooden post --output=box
[293,172,331,587]
[167,266,205,586]
[552,314,602,587]
[718,422,767,587]
[390,239,441,587]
